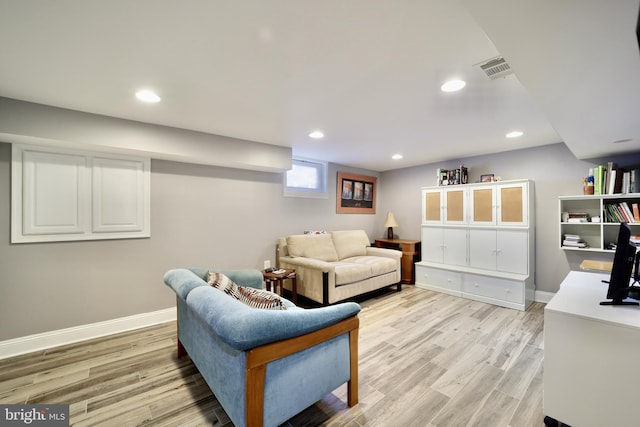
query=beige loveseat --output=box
[277,230,402,305]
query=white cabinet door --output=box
[422,227,467,265]
[469,229,528,274]
[92,157,146,233]
[468,185,496,225]
[20,149,90,236]
[468,229,496,270]
[443,228,467,266]
[421,227,445,263]
[497,229,528,274]
[497,181,528,226]
[469,181,529,227]
[443,187,467,224]
[422,188,443,224]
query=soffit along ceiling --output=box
[0,1,638,172]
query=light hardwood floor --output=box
[0,286,547,426]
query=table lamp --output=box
[384,211,398,239]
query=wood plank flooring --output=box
[0,286,547,426]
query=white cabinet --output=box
[92,157,148,234]
[414,264,462,297]
[421,227,467,266]
[11,144,150,243]
[544,271,640,427]
[422,187,467,225]
[468,229,528,275]
[469,181,529,226]
[463,274,525,308]
[20,149,90,236]
[416,179,534,311]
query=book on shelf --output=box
[563,233,588,248]
[631,169,640,193]
[604,203,639,223]
[563,239,588,248]
[566,212,589,223]
[591,162,640,195]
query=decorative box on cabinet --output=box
[559,194,640,252]
[416,179,535,311]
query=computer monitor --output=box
[600,222,638,306]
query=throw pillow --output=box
[237,286,288,310]
[207,272,242,300]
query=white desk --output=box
[544,271,640,427]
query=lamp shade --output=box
[384,212,399,228]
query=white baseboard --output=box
[535,290,555,304]
[0,308,176,360]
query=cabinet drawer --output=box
[463,274,524,304]
[415,265,462,296]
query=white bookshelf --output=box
[559,194,640,252]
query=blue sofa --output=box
[163,267,361,427]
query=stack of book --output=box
[603,202,640,223]
[566,212,590,223]
[563,234,588,248]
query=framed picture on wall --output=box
[337,172,377,214]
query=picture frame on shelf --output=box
[337,171,376,214]
[481,174,494,183]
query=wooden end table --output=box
[374,238,421,284]
[262,269,297,304]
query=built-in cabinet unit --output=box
[559,194,640,252]
[11,144,151,243]
[416,179,535,311]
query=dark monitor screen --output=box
[601,222,638,306]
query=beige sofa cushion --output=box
[334,256,397,286]
[286,234,339,262]
[332,230,370,260]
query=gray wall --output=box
[0,142,380,341]
[2,107,640,342]
[378,143,640,294]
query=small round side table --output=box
[262,269,297,304]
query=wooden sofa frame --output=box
[177,314,359,427]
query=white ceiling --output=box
[0,0,638,172]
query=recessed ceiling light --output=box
[506,130,524,138]
[392,154,403,160]
[440,79,466,92]
[135,89,161,103]
[308,130,324,139]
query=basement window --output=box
[283,157,328,199]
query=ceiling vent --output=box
[477,57,514,80]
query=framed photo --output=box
[480,174,494,183]
[337,172,376,214]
